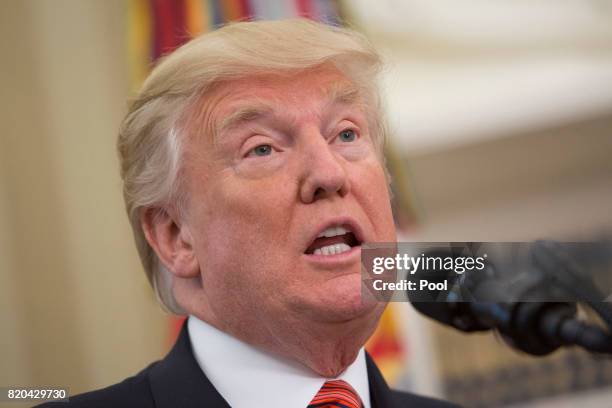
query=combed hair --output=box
[117,18,388,314]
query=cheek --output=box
[353,160,396,241]
[190,171,299,287]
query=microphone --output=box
[407,242,612,355]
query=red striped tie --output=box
[307,379,363,408]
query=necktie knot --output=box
[307,379,363,408]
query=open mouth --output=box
[305,225,362,256]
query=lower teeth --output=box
[313,243,351,256]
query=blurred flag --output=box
[365,304,408,385]
[127,0,411,386]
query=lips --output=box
[304,220,363,255]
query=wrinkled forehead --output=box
[187,66,365,142]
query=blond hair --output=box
[117,19,387,314]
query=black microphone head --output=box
[410,301,492,332]
[407,247,492,332]
[409,301,454,326]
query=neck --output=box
[176,279,385,377]
[275,316,380,377]
[195,305,384,377]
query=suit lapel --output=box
[148,321,231,408]
[366,352,399,408]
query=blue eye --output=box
[338,129,356,142]
[249,144,273,157]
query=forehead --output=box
[193,67,362,139]
[219,66,355,105]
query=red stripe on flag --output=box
[296,0,314,19]
[151,0,189,60]
[237,0,252,20]
[174,0,187,44]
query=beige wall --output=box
[407,114,612,239]
[0,0,167,399]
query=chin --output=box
[311,285,383,324]
[327,302,382,326]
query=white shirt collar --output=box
[188,315,371,408]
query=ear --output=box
[140,207,199,279]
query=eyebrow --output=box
[215,84,362,137]
[325,83,362,107]
[216,105,273,136]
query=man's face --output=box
[181,66,396,342]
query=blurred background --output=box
[1,1,611,407]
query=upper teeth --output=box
[317,226,349,238]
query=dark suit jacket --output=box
[38,322,459,407]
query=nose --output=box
[298,133,351,204]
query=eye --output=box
[247,144,273,157]
[337,129,357,143]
